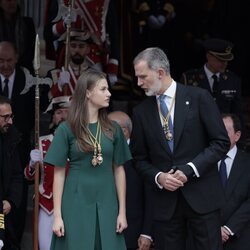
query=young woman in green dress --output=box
[44,69,131,250]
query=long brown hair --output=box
[67,69,114,152]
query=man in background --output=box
[108,110,153,250]
[0,95,23,250]
[48,29,95,98]
[180,38,243,132]
[220,113,250,250]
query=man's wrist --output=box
[155,172,163,189]
[140,234,153,242]
[223,225,234,236]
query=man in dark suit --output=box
[219,113,250,250]
[0,95,23,250]
[0,41,35,167]
[0,41,38,247]
[108,111,153,250]
[130,47,230,250]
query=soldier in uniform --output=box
[24,96,71,250]
[48,29,95,98]
[180,38,242,117]
[44,0,119,86]
[134,0,181,78]
[180,38,245,149]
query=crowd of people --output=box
[0,1,249,250]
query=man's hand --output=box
[138,235,151,250]
[173,165,194,180]
[0,239,4,250]
[171,169,188,184]
[3,200,11,215]
[221,226,231,243]
[157,170,184,191]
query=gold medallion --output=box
[97,155,103,165]
[88,122,103,167]
[166,132,173,141]
[92,156,98,167]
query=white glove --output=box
[157,15,166,26]
[29,149,42,169]
[58,69,70,91]
[0,240,3,250]
[148,15,166,29]
[108,74,118,86]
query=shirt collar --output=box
[157,80,176,99]
[204,64,219,79]
[226,144,237,160]
[1,70,15,83]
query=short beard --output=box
[0,126,9,134]
[145,80,162,96]
[71,55,85,65]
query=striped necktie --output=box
[159,95,174,152]
[219,156,228,187]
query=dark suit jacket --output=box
[1,125,23,208]
[130,83,230,220]
[0,15,36,73]
[124,159,153,248]
[0,66,35,166]
[222,150,250,250]
[1,125,23,249]
[180,68,243,118]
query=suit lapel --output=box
[173,84,191,150]
[198,68,212,94]
[11,68,27,101]
[225,151,244,197]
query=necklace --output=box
[159,94,176,141]
[87,122,103,167]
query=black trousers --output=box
[153,192,222,250]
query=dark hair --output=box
[222,113,241,132]
[0,95,11,105]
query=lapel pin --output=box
[185,101,189,105]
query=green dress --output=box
[44,121,131,250]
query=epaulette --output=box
[0,213,4,230]
[220,69,230,81]
[138,2,150,13]
[181,69,206,86]
[164,3,175,16]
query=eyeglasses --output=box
[0,113,14,122]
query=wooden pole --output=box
[33,34,40,250]
[63,0,74,95]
